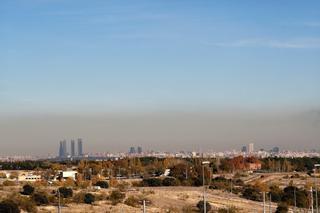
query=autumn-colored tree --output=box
[231,156,245,170]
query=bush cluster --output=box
[109,190,125,205]
[0,200,20,213]
[58,187,73,198]
[142,177,179,187]
[95,181,109,189]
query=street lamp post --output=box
[202,161,210,213]
[57,190,61,213]
[315,164,320,213]
[139,199,150,213]
[311,187,314,213]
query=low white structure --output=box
[18,173,42,182]
[59,170,78,180]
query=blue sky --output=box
[1,0,320,114]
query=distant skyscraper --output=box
[62,140,67,156]
[241,146,247,153]
[272,146,280,153]
[59,141,64,158]
[71,140,75,157]
[137,146,142,154]
[248,143,254,154]
[129,147,136,154]
[58,140,67,158]
[77,138,83,156]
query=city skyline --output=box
[1,1,320,155]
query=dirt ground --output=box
[1,172,318,213]
[34,187,277,213]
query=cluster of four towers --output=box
[59,138,83,158]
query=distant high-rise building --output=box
[71,140,75,157]
[77,138,83,156]
[248,143,254,154]
[137,146,142,154]
[272,147,280,153]
[59,141,64,158]
[63,140,67,156]
[129,147,136,154]
[241,146,247,153]
[58,140,67,158]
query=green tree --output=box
[142,178,162,187]
[95,180,109,188]
[242,185,262,201]
[275,202,288,213]
[84,193,95,204]
[21,184,35,195]
[162,177,179,186]
[32,192,49,205]
[269,185,283,202]
[0,200,20,213]
[58,187,73,198]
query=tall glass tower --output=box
[71,140,75,157]
[77,138,83,156]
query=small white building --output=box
[18,173,42,182]
[59,171,78,181]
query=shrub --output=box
[32,192,49,205]
[181,205,194,213]
[58,187,73,198]
[21,184,35,195]
[196,200,211,212]
[84,193,95,204]
[142,178,162,187]
[269,185,283,202]
[218,206,238,213]
[131,180,143,187]
[0,200,20,213]
[2,180,16,186]
[109,190,125,205]
[73,192,86,203]
[242,185,262,201]
[275,202,288,213]
[116,181,130,192]
[0,172,7,178]
[95,181,109,189]
[11,195,37,213]
[162,177,179,186]
[281,186,308,208]
[124,195,140,207]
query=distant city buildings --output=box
[241,146,247,153]
[129,147,136,154]
[272,146,280,153]
[77,138,83,156]
[129,146,143,155]
[58,138,84,159]
[71,140,75,157]
[59,140,67,158]
[137,146,142,154]
[248,143,254,154]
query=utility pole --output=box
[202,161,210,213]
[315,164,320,213]
[143,200,146,213]
[294,187,297,212]
[263,191,266,213]
[57,190,61,213]
[185,166,188,180]
[203,164,206,213]
[269,193,272,213]
[311,187,314,213]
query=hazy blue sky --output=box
[0,1,320,155]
